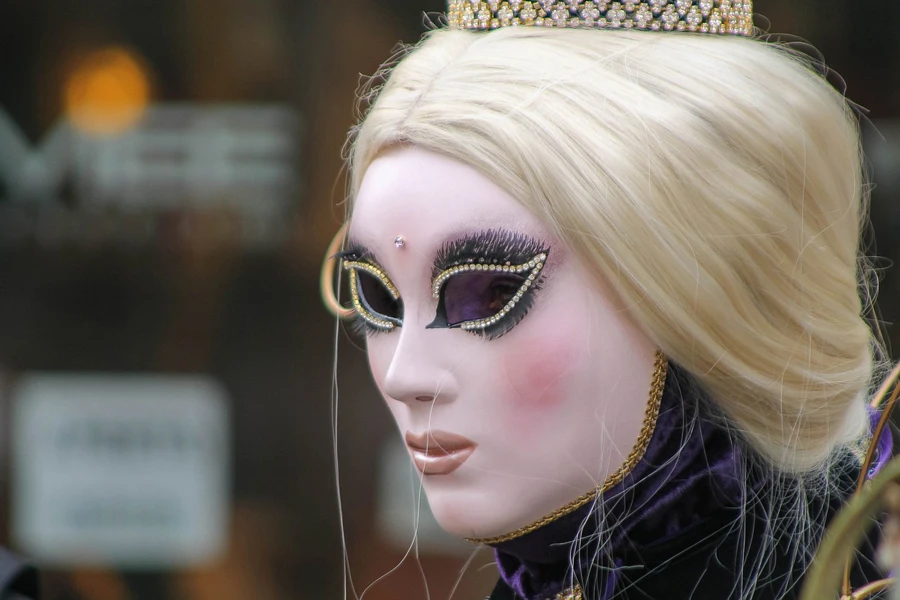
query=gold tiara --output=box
[447,0,754,36]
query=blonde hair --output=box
[348,27,879,475]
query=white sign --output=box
[10,373,230,569]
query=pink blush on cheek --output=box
[500,337,579,411]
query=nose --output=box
[380,323,458,405]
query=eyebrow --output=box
[431,228,550,280]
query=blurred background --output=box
[0,1,897,599]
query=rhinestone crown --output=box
[447,0,753,35]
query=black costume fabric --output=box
[487,366,890,600]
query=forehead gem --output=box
[394,236,406,249]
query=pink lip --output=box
[405,430,477,476]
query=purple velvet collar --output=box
[491,368,893,600]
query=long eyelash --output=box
[432,229,549,280]
[335,245,371,262]
[333,249,358,260]
[348,315,391,338]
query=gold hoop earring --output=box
[320,223,355,320]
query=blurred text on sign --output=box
[11,373,231,569]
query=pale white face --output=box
[348,147,657,539]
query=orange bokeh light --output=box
[64,47,152,136]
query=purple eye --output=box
[443,272,524,325]
[356,270,402,323]
[427,232,549,338]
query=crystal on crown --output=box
[446,0,753,35]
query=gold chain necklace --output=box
[551,585,583,600]
[488,584,583,600]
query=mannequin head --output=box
[344,27,877,537]
[348,146,658,538]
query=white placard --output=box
[10,373,230,569]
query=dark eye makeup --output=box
[339,248,403,333]
[340,230,550,340]
[427,229,550,340]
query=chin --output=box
[425,487,531,540]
